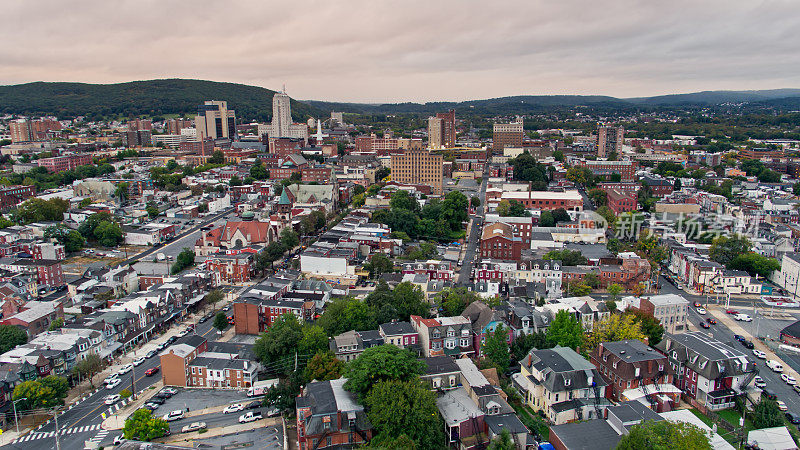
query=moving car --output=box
[133,356,146,366]
[104,394,121,405]
[706,318,717,325]
[762,389,777,400]
[767,360,785,373]
[753,349,767,359]
[238,412,262,423]
[106,378,122,389]
[693,302,702,308]
[777,400,788,411]
[696,307,707,315]
[735,313,753,322]
[793,384,800,394]
[726,309,739,315]
[118,364,134,374]
[163,410,185,422]
[781,373,797,385]
[699,321,710,329]
[145,366,160,376]
[741,340,754,349]
[734,335,745,342]
[181,422,207,433]
[224,403,245,414]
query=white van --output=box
[767,360,784,373]
[735,313,753,322]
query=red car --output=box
[726,309,739,315]
[693,302,702,308]
[145,366,160,377]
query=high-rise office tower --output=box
[492,118,524,151]
[270,91,292,138]
[597,125,624,158]
[195,101,236,140]
[390,149,444,195]
[436,109,456,147]
[428,117,444,149]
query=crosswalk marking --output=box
[89,429,110,444]
[12,424,102,443]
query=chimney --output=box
[527,354,532,367]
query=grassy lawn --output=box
[511,403,549,439]
[690,408,745,446]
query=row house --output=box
[637,293,690,334]
[6,259,65,287]
[461,302,514,357]
[515,258,562,288]
[401,259,457,281]
[0,300,64,338]
[410,315,474,358]
[329,330,384,362]
[205,252,255,283]
[655,332,756,411]
[513,346,610,424]
[296,378,373,450]
[668,248,724,293]
[548,296,611,332]
[233,296,308,335]
[160,335,209,386]
[472,259,514,283]
[188,356,257,388]
[500,299,552,337]
[377,321,418,349]
[590,340,679,412]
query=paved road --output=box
[457,172,487,286]
[6,310,222,449]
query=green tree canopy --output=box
[13,375,69,410]
[213,312,229,332]
[344,345,425,399]
[304,351,344,382]
[624,309,664,345]
[616,420,711,450]
[123,408,170,442]
[752,399,784,429]
[546,310,583,350]
[488,429,516,450]
[709,234,752,266]
[15,198,69,224]
[170,248,195,274]
[727,252,780,278]
[543,249,587,266]
[280,227,300,249]
[497,199,530,217]
[253,313,303,374]
[482,324,511,373]
[436,287,481,317]
[0,324,28,354]
[364,380,445,450]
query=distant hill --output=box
[0,79,318,121]
[2,79,800,120]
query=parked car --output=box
[106,378,122,390]
[777,400,788,411]
[146,350,158,359]
[741,340,754,349]
[786,412,800,424]
[181,422,207,433]
[118,364,133,374]
[160,387,179,396]
[754,376,767,388]
[104,394,121,405]
[753,349,767,359]
[266,407,281,417]
[767,360,785,372]
[145,366,160,377]
[133,357,146,366]
[781,373,797,385]
[726,309,739,315]
[734,335,746,342]
[238,412,263,423]
[149,396,165,405]
[224,403,245,414]
[144,402,161,411]
[176,329,189,338]
[244,401,262,410]
[163,410,185,422]
[762,389,777,400]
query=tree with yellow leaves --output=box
[584,313,646,350]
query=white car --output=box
[223,403,245,414]
[181,422,207,433]
[781,373,797,385]
[162,410,185,422]
[104,374,120,385]
[753,349,767,359]
[133,356,146,366]
[104,394,121,405]
[176,329,189,338]
[238,411,262,423]
[118,364,134,374]
[735,314,753,322]
[696,307,707,315]
[777,400,788,411]
[767,360,785,373]
[754,376,766,388]
[106,378,122,390]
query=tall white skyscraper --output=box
[270,90,292,138]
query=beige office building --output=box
[493,120,524,151]
[428,117,444,149]
[195,100,236,140]
[390,149,443,195]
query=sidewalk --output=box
[101,381,164,430]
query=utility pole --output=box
[12,397,27,434]
[53,408,62,450]
[131,366,137,400]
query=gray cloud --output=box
[0,0,799,102]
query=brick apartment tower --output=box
[597,125,624,158]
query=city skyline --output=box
[1,1,799,103]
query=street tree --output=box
[608,283,623,300]
[253,313,303,375]
[123,408,170,442]
[73,353,104,387]
[13,375,69,410]
[280,227,300,249]
[204,289,224,312]
[213,312,228,332]
[344,345,425,399]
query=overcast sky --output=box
[2,0,799,103]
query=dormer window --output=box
[564,379,571,387]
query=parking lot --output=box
[191,426,284,450]
[144,387,252,417]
